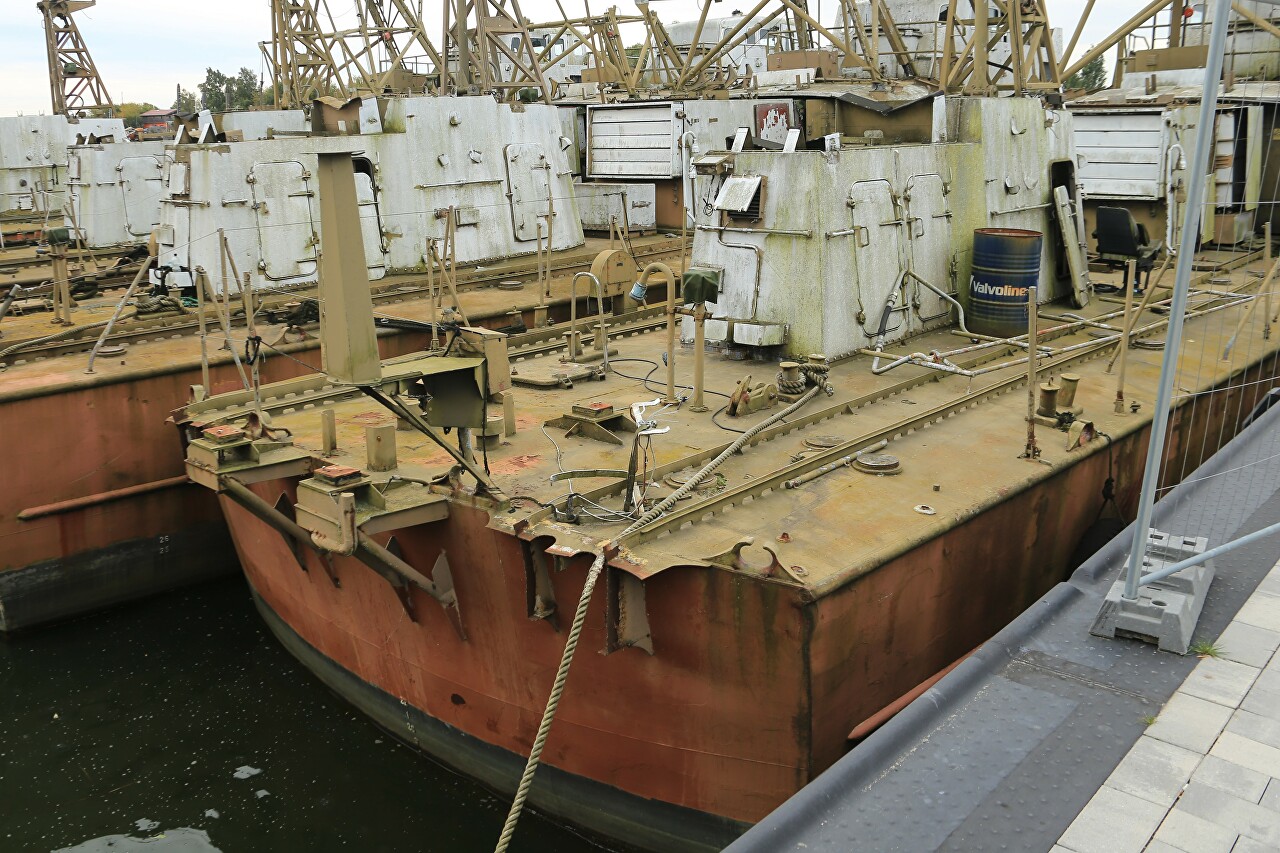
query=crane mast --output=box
[38,0,115,116]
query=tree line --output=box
[116,66,274,127]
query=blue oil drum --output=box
[968,228,1043,338]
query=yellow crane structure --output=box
[37,0,115,116]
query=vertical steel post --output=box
[1123,0,1233,601]
[242,272,260,407]
[1024,285,1038,459]
[196,259,210,391]
[1115,261,1136,412]
[1265,221,1273,339]
[690,303,707,412]
[314,153,381,385]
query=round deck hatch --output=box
[854,453,901,475]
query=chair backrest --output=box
[1095,206,1141,256]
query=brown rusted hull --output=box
[212,351,1280,848]
[0,261,677,631]
[0,334,409,630]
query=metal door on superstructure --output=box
[845,179,907,345]
[504,143,550,243]
[901,171,954,327]
[354,169,386,275]
[118,156,164,237]
[249,160,317,281]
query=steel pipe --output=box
[85,253,154,374]
[1141,519,1280,587]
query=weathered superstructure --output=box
[154,96,583,293]
[686,94,1079,356]
[0,114,124,221]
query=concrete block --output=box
[1180,657,1260,708]
[1091,561,1214,654]
[1240,681,1280,721]
[1209,731,1280,779]
[1058,785,1167,853]
[1213,621,1280,668]
[1190,754,1271,803]
[1105,735,1200,807]
[1146,693,1233,754]
[1257,561,1280,597]
[1141,843,1185,853]
[1153,807,1238,853]
[731,322,786,347]
[1147,529,1210,563]
[1262,778,1280,814]
[703,319,729,343]
[1228,708,1280,752]
[1231,836,1279,853]
[1238,591,1280,633]
[1178,781,1280,848]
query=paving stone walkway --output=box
[1054,558,1280,853]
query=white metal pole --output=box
[1123,0,1234,601]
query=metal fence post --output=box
[1122,0,1234,601]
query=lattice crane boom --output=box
[37,0,114,116]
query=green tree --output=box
[195,67,265,112]
[1066,53,1107,92]
[117,101,158,128]
[197,68,231,112]
[230,67,262,110]
[172,86,199,114]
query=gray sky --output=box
[0,0,1131,116]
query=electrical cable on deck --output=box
[621,380,828,539]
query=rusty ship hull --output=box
[171,80,1280,847]
[202,341,1280,851]
[0,234,683,633]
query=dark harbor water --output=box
[0,577,608,853]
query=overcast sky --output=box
[0,0,1138,115]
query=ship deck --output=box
[0,233,684,399]
[178,245,1279,596]
[727,383,1280,853]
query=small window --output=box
[511,36,520,49]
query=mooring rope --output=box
[0,318,111,364]
[493,550,607,853]
[493,371,831,851]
